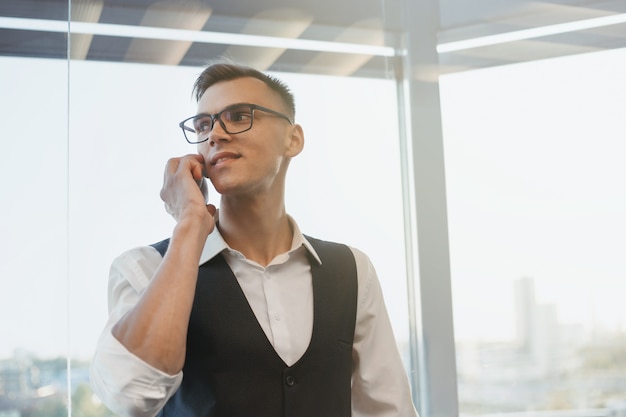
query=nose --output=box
[207,119,232,145]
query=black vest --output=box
[152,236,358,417]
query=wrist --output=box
[173,210,214,243]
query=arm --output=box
[90,154,215,417]
[90,247,185,417]
[111,154,215,374]
[350,249,419,417]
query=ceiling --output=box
[1,0,625,77]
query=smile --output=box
[210,152,241,165]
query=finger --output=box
[163,155,201,185]
[175,154,204,181]
[190,157,206,181]
[164,157,181,178]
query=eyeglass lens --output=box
[185,105,253,142]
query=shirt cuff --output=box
[90,329,183,417]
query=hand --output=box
[160,154,216,228]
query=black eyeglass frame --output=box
[179,103,293,144]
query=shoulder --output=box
[304,235,356,265]
[304,235,374,281]
[304,235,367,255]
[110,243,163,292]
[149,237,170,257]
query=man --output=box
[90,61,418,417]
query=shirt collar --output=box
[198,215,322,266]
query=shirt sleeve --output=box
[89,246,183,417]
[349,247,419,417]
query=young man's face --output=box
[196,76,303,197]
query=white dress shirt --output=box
[90,218,418,417]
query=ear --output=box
[285,124,304,158]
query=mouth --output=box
[210,152,241,166]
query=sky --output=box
[440,47,626,340]
[1,45,626,359]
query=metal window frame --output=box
[388,1,459,416]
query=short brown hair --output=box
[192,61,296,120]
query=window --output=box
[441,47,626,414]
[1,1,412,416]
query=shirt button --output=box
[285,375,296,387]
[274,314,281,321]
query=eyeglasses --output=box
[179,103,293,144]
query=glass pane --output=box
[66,51,410,417]
[64,1,411,416]
[0,4,70,417]
[0,57,69,417]
[2,0,412,415]
[441,47,626,414]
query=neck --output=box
[217,195,293,267]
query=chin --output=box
[210,178,241,196]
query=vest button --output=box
[285,375,296,387]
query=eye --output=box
[194,116,212,133]
[223,107,252,123]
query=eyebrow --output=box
[195,102,255,116]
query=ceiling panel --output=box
[437,0,626,74]
[0,0,625,76]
